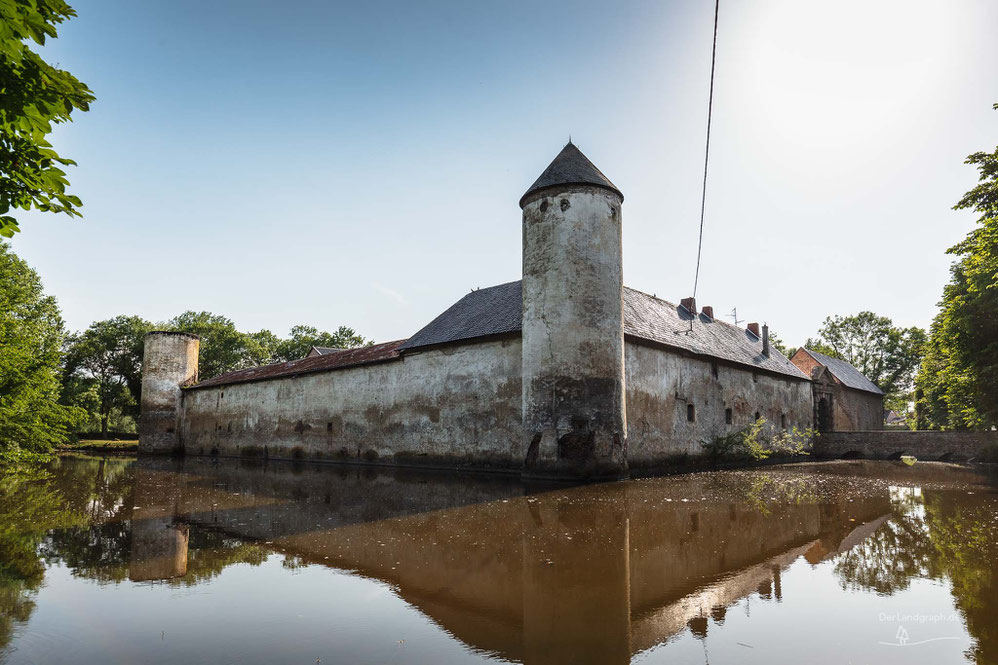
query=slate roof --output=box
[189,340,406,389]
[800,348,884,395]
[310,346,341,356]
[621,289,808,379]
[401,281,809,380]
[519,143,622,208]
[399,281,523,351]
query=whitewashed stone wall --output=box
[173,336,812,472]
[180,337,523,470]
[624,341,814,468]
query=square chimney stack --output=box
[747,322,760,338]
[701,305,714,320]
[680,297,697,314]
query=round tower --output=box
[139,331,199,455]
[520,142,627,479]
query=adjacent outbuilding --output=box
[790,348,884,431]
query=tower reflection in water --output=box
[126,458,895,664]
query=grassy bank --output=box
[58,439,138,453]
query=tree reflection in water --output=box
[834,484,998,662]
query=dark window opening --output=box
[780,414,787,429]
[687,404,696,422]
[754,411,761,421]
[711,363,719,379]
[725,408,733,424]
[326,422,333,432]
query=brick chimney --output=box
[762,323,770,357]
[701,305,714,320]
[747,322,760,338]
[680,297,697,314]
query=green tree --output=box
[63,315,152,436]
[0,0,95,237]
[165,311,264,380]
[915,104,998,430]
[0,242,81,461]
[809,312,926,409]
[273,324,368,361]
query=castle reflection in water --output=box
[6,455,997,665]
[127,458,886,663]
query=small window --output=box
[754,411,761,421]
[327,422,333,432]
[687,403,696,422]
[725,408,733,424]
[711,363,719,379]
[780,414,787,429]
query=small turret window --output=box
[687,404,696,422]
[725,408,733,424]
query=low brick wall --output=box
[814,430,998,462]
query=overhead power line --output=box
[692,0,720,300]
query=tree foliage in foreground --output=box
[0,0,94,237]
[916,104,998,430]
[0,242,81,460]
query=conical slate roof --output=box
[519,142,622,208]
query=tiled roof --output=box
[519,143,622,207]
[399,281,522,351]
[801,348,884,395]
[189,340,406,389]
[401,281,809,380]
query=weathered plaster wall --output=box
[179,337,523,470]
[831,387,883,431]
[174,335,814,471]
[521,186,626,477]
[139,332,199,454]
[624,340,814,467]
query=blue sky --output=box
[11,0,998,346]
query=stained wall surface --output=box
[174,336,813,471]
[831,387,884,431]
[624,341,814,468]
[179,337,524,469]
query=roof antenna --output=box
[727,307,743,326]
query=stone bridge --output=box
[813,430,998,462]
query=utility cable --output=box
[692,0,720,300]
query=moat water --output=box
[1,455,997,665]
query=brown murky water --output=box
[1,455,997,664]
